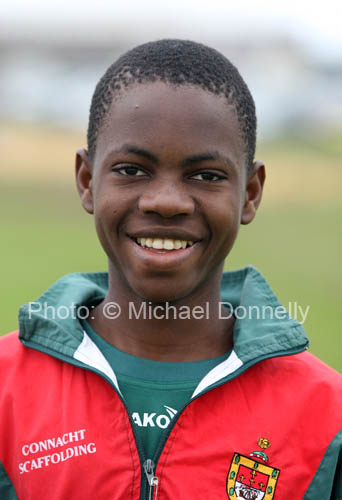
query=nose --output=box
[138,180,195,218]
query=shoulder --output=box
[255,349,341,383]
[232,350,342,420]
[278,350,341,386]
[0,331,30,375]
[0,332,27,397]
[0,331,58,385]
[0,331,22,359]
[254,350,342,410]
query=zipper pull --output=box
[143,459,159,500]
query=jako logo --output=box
[132,406,178,429]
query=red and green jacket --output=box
[0,266,341,499]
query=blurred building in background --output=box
[0,4,341,141]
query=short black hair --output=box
[87,39,256,171]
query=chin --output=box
[133,281,192,305]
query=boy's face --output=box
[76,81,264,303]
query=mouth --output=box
[135,237,194,251]
[126,233,202,271]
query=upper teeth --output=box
[136,238,194,250]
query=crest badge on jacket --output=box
[226,439,280,499]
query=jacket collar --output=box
[19,266,309,394]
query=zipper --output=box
[149,345,309,478]
[22,340,307,499]
[143,459,159,500]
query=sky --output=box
[1,0,342,61]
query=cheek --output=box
[92,195,121,254]
[93,216,111,259]
[93,183,122,226]
[210,198,242,253]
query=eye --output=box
[191,171,225,182]
[114,165,147,177]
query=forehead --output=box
[95,81,245,167]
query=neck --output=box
[88,270,234,362]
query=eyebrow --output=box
[112,144,234,169]
[181,151,234,168]
[113,144,158,164]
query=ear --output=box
[241,160,265,225]
[75,147,94,214]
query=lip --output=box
[128,236,201,269]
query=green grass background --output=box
[1,125,341,371]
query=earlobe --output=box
[75,147,94,214]
[241,161,265,225]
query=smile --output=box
[136,237,194,251]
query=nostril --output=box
[138,191,195,217]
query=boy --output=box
[0,39,341,499]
